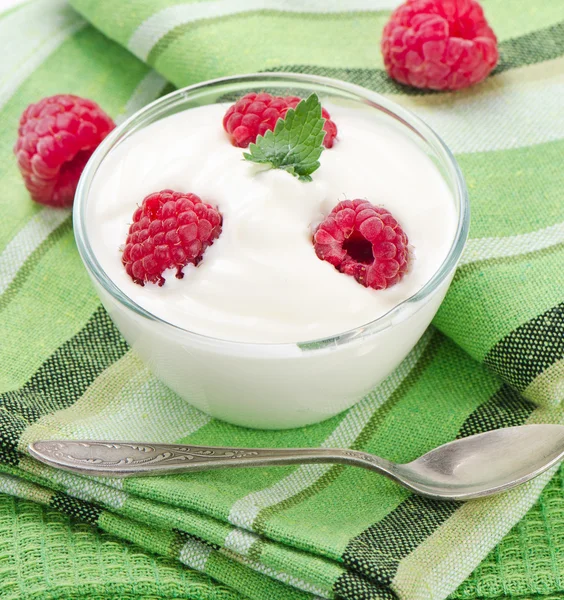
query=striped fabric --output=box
[0,0,563,599]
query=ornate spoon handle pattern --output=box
[29,440,395,478]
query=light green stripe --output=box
[0,209,70,295]
[150,11,392,78]
[20,351,210,449]
[255,539,343,596]
[128,0,401,61]
[0,0,66,80]
[0,473,54,505]
[179,535,213,571]
[461,221,564,266]
[392,404,564,600]
[114,69,169,124]
[0,230,99,392]
[435,244,564,362]
[228,331,432,530]
[455,139,564,238]
[524,359,564,406]
[0,0,85,109]
[24,458,128,509]
[205,551,315,600]
[407,75,564,154]
[395,466,558,600]
[262,338,499,559]
[220,549,330,598]
[0,217,71,315]
[482,0,564,39]
[123,397,356,520]
[398,55,564,108]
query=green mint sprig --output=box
[243,93,326,182]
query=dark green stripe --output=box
[0,216,72,313]
[267,20,564,96]
[0,444,19,467]
[269,23,564,94]
[0,306,129,450]
[493,20,564,74]
[335,574,398,600]
[339,497,460,588]
[252,334,444,535]
[247,539,263,563]
[51,492,103,526]
[266,65,428,97]
[0,411,29,454]
[171,529,186,558]
[161,82,176,96]
[334,385,536,596]
[458,384,536,438]
[484,304,564,393]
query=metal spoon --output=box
[28,424,564,500]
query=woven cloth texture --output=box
[0,0,563,599]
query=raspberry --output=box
[122,190,222,286]
[382,0,498,91]
[223,92,337,149]
[313,200,409,290]
[14,94,115,207]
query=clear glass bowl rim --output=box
[74,72,469,348]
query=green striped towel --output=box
[0,0,563,599]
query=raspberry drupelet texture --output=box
[14,94,115,207]
[313,200,410,290]
[382,0,498,91]
[223,93,337,149]
[122,190,222,286]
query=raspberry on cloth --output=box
[14,94,114,207]
[382,0,498,90]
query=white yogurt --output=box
[88,103,456,344]
[84,98,461,429]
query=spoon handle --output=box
[29,440,396,478]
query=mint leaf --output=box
[243,93,326,182]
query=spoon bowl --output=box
[391,424,564,499]
[29,425,564,501]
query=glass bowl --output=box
[74,73,469,429]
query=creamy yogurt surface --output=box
[87,102,457,343]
